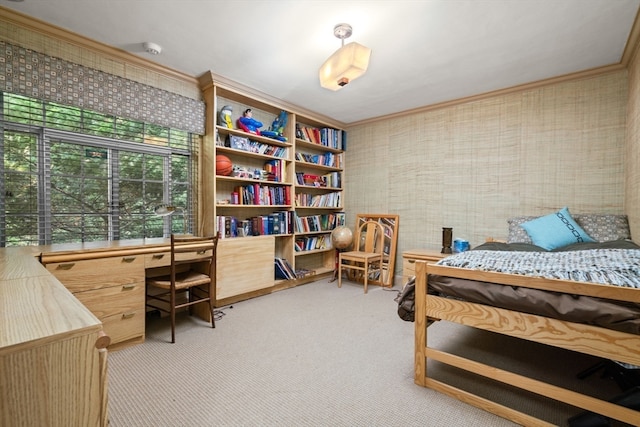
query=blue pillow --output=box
[520,207,595,250]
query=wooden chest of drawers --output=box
[44,255,145,349]
[402,249,448,287]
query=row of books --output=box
[274,257,315,280]
[294,212,346,233]
[294,235,332,252]
[294,151,343,168]
[263,159,284,182]
[216,211,293,238]
[295,171,341,188]
[322,171,341,188]
[232,184,290,206]
[227,135,289,158]
[295,191,341,208]
[295,125,345,150]
[274,257,296,280]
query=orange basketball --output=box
[216,154,233,176]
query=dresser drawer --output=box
[101,308,146,345]
[73,282,144,319]
[45,255,144,292]
[403,258,416,276]
[402,250,447,286]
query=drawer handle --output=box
[122,256,137,263]
[122,284,136,291]
[56,263,76,270]
[197,250,207,255]
[121,312,136,319]
[152,254,165,259]
[408,259,416,264]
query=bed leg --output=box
[414,261,428,387]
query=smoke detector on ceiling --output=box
[143,42,162,55]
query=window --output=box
[1,93,195,246]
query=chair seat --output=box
[337,219,386,294]
[340,251,382,262]
[147,270,211,290]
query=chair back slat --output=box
[170,234,219,280]
[357,221,384,254]
[146,233,220,343]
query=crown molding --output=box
[0,6,198,86]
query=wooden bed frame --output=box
[414,261,640,426]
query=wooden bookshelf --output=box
[198,73,345,303]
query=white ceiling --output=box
[3,0,640,124]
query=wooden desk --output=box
[0,235,276,425]
[0,247,108,426]
[39,238,170,350]
[38,235,276,350]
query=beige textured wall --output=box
[345,71,628,279]
[626,46,640,241]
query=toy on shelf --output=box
[216,154,233,176]
[261,110,288,142]
[219,105,234,129]
[237,108,262,135]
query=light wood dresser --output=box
[402,248,448,286]
[0,247,109,426]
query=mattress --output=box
[427,240,640,335]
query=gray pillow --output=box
[508,214,630,243]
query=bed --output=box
[413,210,640,426]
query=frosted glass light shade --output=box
[319,42,371,91]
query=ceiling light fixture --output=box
[143,42,162,55]
[319,23,371,91]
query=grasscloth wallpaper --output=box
[345,71,630,282]
[626,41,640,242]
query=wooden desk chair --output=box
[338,220,384,293]
[146,234,219,343]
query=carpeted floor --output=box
[107,278,624,426]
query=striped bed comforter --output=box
[437,248,640,289]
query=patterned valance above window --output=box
[0,41,205,135]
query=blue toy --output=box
[261,110,288,142]
[237,108,262,135]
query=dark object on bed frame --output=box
[568,386,640,427]
[578,360,640,392]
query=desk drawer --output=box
[145,252,171,268]
[45,255,144,292]
[73,283,145,346]
[144,249,214,271]
[73,282,144,319]
[101,308,146,345]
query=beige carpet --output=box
[107,278,624,426]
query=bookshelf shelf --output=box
[199,73,344,303]
[294,247,334,256]
[294,162,342,172]
[216,204,291,208]
[295,185,342,191]
[216,176,291,185]
[296,139,343,153]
